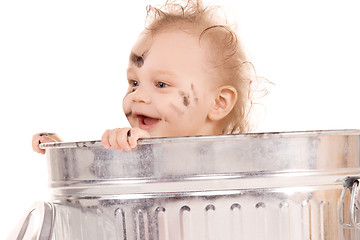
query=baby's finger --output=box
[40,135,58,143]
[108,128,132,151]
[32,134,45,154]
[107,129,122,150]
[117,128,132,151]
[32,133,58,154]
[127,128,150,149]
[101,130,111,149]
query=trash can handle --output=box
[16,202,55,240]
[338,177,360,230]
[349,179,360,229]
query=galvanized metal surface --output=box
[22,130,360,239]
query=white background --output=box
[1,0,359,238]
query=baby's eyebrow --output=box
[127,67,136,75]
[153,69,177,79]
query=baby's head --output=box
[123,0,253,137]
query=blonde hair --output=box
[145,0,255,134]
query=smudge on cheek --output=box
[125,111,132,118]
[179,91,190,107]
[183,96,190,106]
[191,83,199,103]
[169,103,185,115]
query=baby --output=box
[32,0,254,154]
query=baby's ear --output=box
[208,85,237,121]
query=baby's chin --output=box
[148,130,194,139]
[146,130,168,138]
[145,128,176,138]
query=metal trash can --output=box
[16,130,360,239]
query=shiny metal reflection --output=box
[25,130,360,239]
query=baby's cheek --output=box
[167,103,185,116]
[122,97,131,115]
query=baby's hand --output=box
[32,132,62,154]
[101,127,150,151]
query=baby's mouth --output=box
[136,114,161,130]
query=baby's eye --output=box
[156,81,169,88]
[129,80,139,87]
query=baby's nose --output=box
[132,87,151,104]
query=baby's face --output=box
[123,29,220,137]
